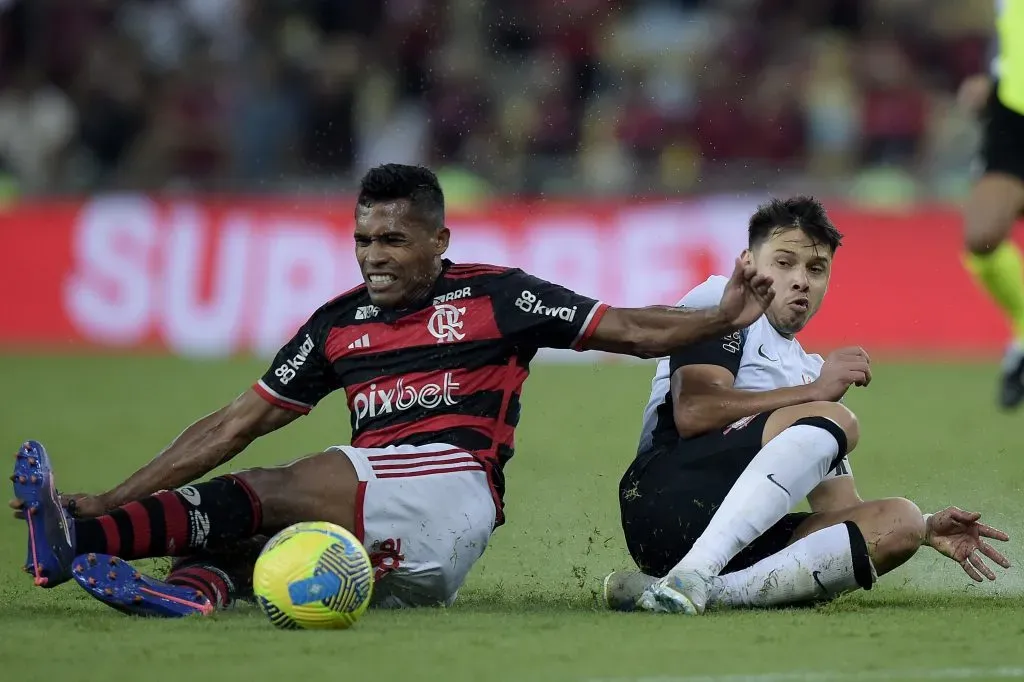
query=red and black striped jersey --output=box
[252,260,608,524]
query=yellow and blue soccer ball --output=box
[253,521,373,630]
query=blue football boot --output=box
[72,553,214,618]
[11,440,75,587]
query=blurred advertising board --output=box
[0,195,1011,358]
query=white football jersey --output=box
[636,275,826,455]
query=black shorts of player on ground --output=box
[618,411,848,577]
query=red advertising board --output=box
[0,195,1014,358]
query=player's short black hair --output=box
[356,164,445,230]
[748,196,843,253]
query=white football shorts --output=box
[328,442,497,608]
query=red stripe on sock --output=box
[97,515,120,556]
[169,567,230,607]
[168,574,206,592]
[191,567,230,607]
[167,575,215,603]
[122,501,151,558]
[155,490,190,555]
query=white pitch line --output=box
[588,668,1024,682]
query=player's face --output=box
[354,199,450,308]
[746,226,832,336]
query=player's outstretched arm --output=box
[585,305,735,358]
[583,258,775,358]
[76,389,301,516]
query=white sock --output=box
[708,522,876,609]
[672,422,842,577]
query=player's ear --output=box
[434,226,450,256]
[741,248,754,266]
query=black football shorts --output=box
[980,83,1024,181]
[619,411,810,577]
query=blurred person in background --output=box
[959,0,1024,409]
[0,66,76,194]
[0,0,994,200]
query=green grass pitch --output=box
[0,355,1022,682]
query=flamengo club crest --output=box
[428,304,466,343]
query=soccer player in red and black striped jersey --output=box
[11,164,777,615]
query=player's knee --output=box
[787,401,859,453]
[235,465,311,532]
[965,225,1006,255]
[232,466,288,510]
[963,198,1016,254]
[235,452,360,531]
[857,497,926,574]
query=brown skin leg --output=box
[964,173,1024,255]
[233,451,361,534]
[788,497,926,576]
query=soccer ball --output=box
[253,521,374,630]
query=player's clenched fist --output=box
[811,346,871,401]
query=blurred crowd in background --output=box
[0,0,997,205]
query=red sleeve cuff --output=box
[252,381,312,415]
[572,302,610,351]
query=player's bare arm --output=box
[671,364,820,439]
[77,390,300,516]
[670,346,871,439]
[584,258,775,358]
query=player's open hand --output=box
[9,492,111,520]
[925,506,1011,582]
[812,346,871,401]
[719,257,775,329]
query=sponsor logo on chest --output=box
[351,373,460,428]
[428,303,467,343]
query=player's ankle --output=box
[670,553,720,578]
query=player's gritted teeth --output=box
[365,273,399,291]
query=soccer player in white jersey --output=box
[605,197,1011,615]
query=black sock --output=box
[74,475,263,559]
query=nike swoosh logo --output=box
[758,344,778,362]
[812,570,830,597]
[766,474,790,495]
